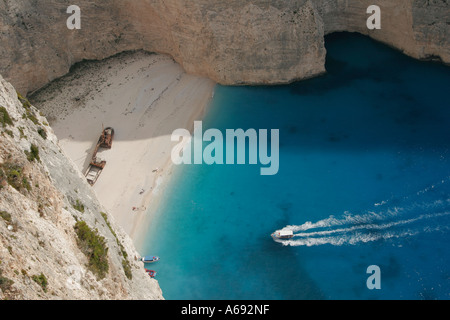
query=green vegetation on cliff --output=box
[0,106,13,128]
[74,220,109,280]
[101,212,132,280]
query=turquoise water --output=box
[141,33,450,300]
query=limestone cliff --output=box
[0,74,163,299]
[315,0,450,63]
[0,0,448,95]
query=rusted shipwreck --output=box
[85,127,114,186]
[98,127,114,149]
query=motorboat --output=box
[271,229,294,239]
[145,269,157,278]
[141,256,160,263]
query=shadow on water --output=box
[290,34,407,96]
[279,33,450,153]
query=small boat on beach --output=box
[145,269,157,278]
[271,229,294,240]
[141,256,160,263]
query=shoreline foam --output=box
[30,51,215,245]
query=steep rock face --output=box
[152,0,327,85]
[316,0,449,63]
[0,74,163,299]
[0,0,448,95]
[0,0,326,94]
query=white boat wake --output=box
[273,178,450,247]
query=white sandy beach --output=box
[31,51,215,244]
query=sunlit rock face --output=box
[0,0,448,95]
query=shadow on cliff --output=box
[28,50,199,151]
[29,33,450,155]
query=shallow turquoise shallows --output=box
[141,33,450,300]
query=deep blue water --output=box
[141,33,450,300]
